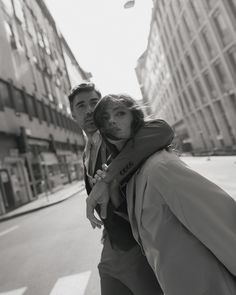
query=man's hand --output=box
[86,180,110,229]
[92,164,108,184]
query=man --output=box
[69,82,174,295]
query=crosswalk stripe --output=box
[0,226,19,237]
[49,271,91,295]
[0,287,27,295]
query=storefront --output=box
[0,153,33,213]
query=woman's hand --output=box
[86,180,110,229]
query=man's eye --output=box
[91,101,98,106]
[77,105,84,109]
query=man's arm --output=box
[86,119,174,226]
[103,119,174,184]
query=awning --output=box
[40,153,58,165]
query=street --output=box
[0,192,102,295]
[0,156,235,295]
[182,155,236,200]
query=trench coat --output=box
[126,150,236,295]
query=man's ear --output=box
[71,110,76,119]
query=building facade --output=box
[0,0,89,215]
[136,0,236,154]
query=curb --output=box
[0,186,85,223]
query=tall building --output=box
[0,0,90,215]
[136,0,236,154]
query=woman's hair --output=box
[93,93,145,155]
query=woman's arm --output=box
[151,158,236,276]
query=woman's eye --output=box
[116,111,126,116]
[102,115,109,120]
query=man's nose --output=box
[86,105,93,114]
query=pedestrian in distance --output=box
[88,93,236,295]
[68,82,175,295]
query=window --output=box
[206,106,220,135]
[176,69,182,87]
[201,28,217,59]
[203,71,217,98]
[25,10,36,37]
[186,53,195,75]
[4,21,17,49]
[178,95,186,114]
[166,15,172,37]
[44,105,51,125]
[170,2,176,22]
[192,41,205,69]
[169,47,175,66]
[189,1,202,25]
[48,106,54,124]
[13,0,24,23]
[0,80,13,108]
[205,0,215,11]
[195,79,207,104]
[227,46,236,79]
[214,100,236,144]
[198,110,211,136]
[1,0,14,15]
[182,13,193,39]
[37,31,44,48]
[14,88,26,113]
[177,27,184,49]
[229,93,236,114]
[212,11,234,47]
[36,100,43,122]
[192,113,208,149]
[227,0,236,23]
[26,94,36,118]
[182,91,192,111]
[173,39,180,58]
[188,86,199,108]
[213,60,231,92]
[43,32,51,55]
[176,0,182,11]
[52,109,57,126]
[180,63,187,80]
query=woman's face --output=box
[100,102,133,140]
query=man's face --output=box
[72,90,100,135]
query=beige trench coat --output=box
[126,150,236,295]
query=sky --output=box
[45,0,153,99]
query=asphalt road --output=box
[0,191,102,295]
[0,155,235,295]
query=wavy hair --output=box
[93,93,145,155]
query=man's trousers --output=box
[98,237,163,295]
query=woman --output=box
[92,93,236,295]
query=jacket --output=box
[84,119,174,250]
[126,150,236,295]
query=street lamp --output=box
[123,0,135,9]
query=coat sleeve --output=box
[149,157,236,276]
[103,119,174,185]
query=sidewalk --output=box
[0,181,85,222]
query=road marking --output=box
[0,226,19,237]
[0,287,27,295]
[49,271,91,295]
